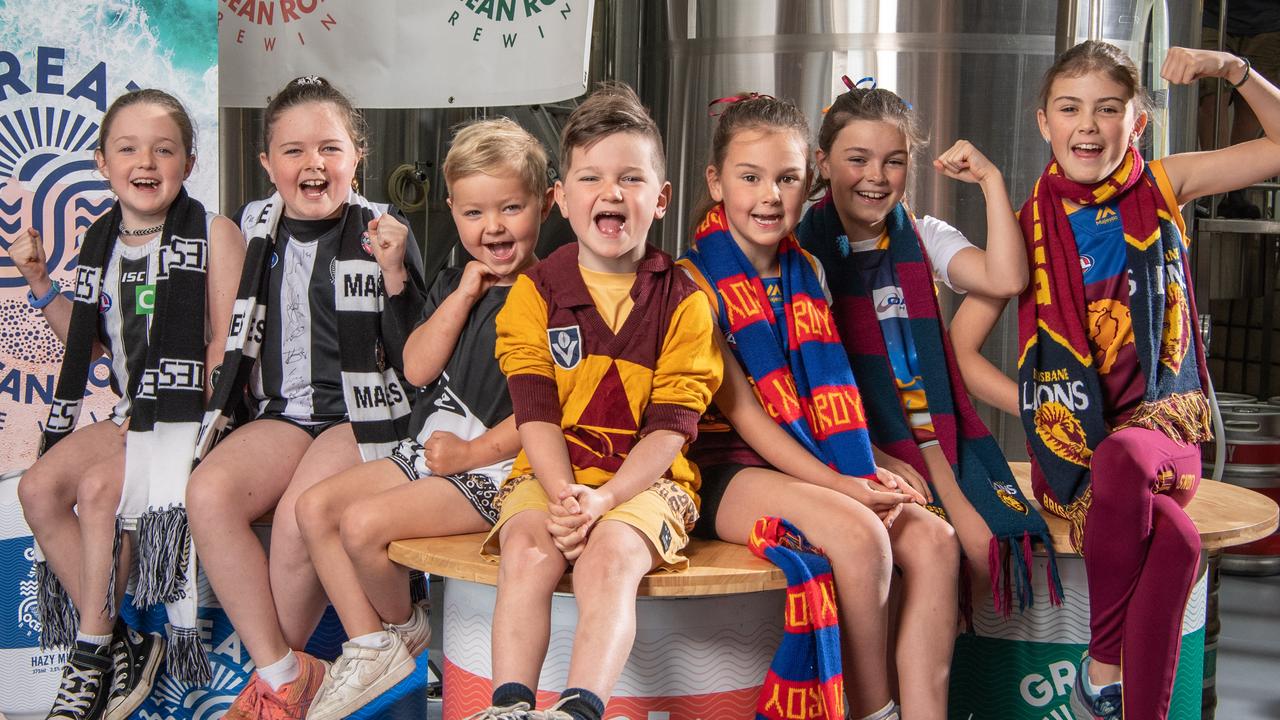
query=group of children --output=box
[7,38,1280,720]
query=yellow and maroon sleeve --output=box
[495,275,562,427]
[642,288,723,440]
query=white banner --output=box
[219,0,595,108]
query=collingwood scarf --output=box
[797,195,1059,614]
[35,189,210,683]
[196,190,416,465]
[1017,148,1211,551]
[679,205,877,479]
[749,517,844,719]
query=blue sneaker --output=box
[1070,655,1123,720]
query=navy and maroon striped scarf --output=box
[798,194,1058,614]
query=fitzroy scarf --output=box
[195,190,420,464]
[36,188,211,683]
[797,195,1058,614]
[1017,148,1211,550]
[749,517,844,720]
[680,205,878,480]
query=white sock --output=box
[1083,656,1121,696]
[349,630,393,650]
[257,650,300,692]
[851,700,898,720]
[75,630,113,649]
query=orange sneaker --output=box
[225,653,329,720]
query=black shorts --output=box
[259,413,349,439]
[387,438,501,526]
[692,462,756,541]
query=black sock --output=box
[492,681,535,708]
[558,688,604,720]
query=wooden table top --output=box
[1009,462,1278,552]
[389,533,786,597]
[388,463,1278,595]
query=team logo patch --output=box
[99,290,113,313]
[1034,400,1092,468]
[659,521,672,552]
[361,231,374,256]
[1079,254,1094,273]
[270,251,279,268]
[329,257,338,283]
[992,480,1029,515]
[1161,280,1190,373]
[135,284,156,315]
[548,325,582,369]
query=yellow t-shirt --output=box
[579,265,636,333]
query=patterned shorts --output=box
[388,438,500,526]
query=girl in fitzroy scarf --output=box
[678,93,948,720]
[184,76,426,719]
[952,43,1280,720]
[795,86,1056,621]
[7,90,245,719]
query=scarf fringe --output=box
[1117,390,1213,444]
[102,518,123,620]
[35,560,78,649]
[165,623,211,686]
[409,569,429,604]
[986,532,1065,618]
[133,506,191,608]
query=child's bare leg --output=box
[888,503,960,720]
[920,444,995,595]
[342,476,489,627]
[564,520,658,702]
[492,509,567,691]
[186,419,310,667]
[74,455,125,634]
[19,420,122,608]
[711,468,894,717]
[271,422,362,649]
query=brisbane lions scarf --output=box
[679,205,877,479]
[1018,148,1211,550]
[749,517,844,720]
[798,195,1058,614]
[196,190,419,464]
[36,189,210,683]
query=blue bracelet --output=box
[27,281,61,309]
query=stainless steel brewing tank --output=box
[637,0,1202,457]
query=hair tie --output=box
[707,91,775,117]
[841,75,877,90]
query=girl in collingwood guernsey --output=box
[794,83,1057,620]
[7,89,244,720]
[952,42,1280,720]
[184,76,426,719]
[678,93,951,720]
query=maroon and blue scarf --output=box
[797,194,1059,614]
[749,516,844,720]
[1018,148,1211,550]
[679,205,877,479]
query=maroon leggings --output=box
[1084,426,1202,720]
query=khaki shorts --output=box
[482,474,698,570]
[1200,27,1280,98]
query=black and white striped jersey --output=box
[250,215,348,422]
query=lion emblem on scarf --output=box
[1160,279,1191,373]
[1087,299,1131,374]
[1034,401,1092,468]
[992,480,1030,514]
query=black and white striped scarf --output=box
[35,188,211,684]
[197,190,418,464]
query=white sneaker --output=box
[386,599,432,657]
[305,633,414,720]
[463,701,533,719]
